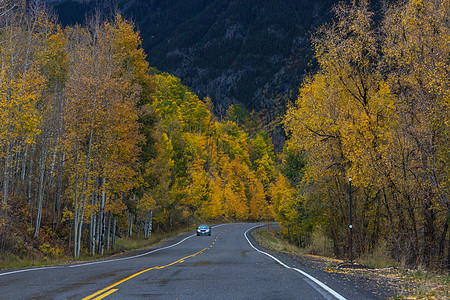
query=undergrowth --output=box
[252,227,450,300]
[0,226,194,270]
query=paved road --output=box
[0,223,381,299]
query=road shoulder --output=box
[248,227,408,299]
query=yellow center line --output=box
[82,247,208,300]
[92,289,118,300]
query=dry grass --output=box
[0,254,70,270]
[114,231,173,252]
[0,226,194,270]
[252,228,450,300]
[252,228,301,253]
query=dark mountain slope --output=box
[54,0,335,116]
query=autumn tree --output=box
[63,13,145,257]
[283,0,450,268]
[382,0,450,267]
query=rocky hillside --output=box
[54,0,336,116]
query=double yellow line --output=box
[82,247,208,300]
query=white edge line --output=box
[68,234,196,267]
[70,223,229,267]
[0,266,59,277]
[0,224,230,275]
[244,224,347,300]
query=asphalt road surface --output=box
[0,223,382,299]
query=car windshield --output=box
[198,225,209,229]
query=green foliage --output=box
[279,141,306,186]
[305,226,334,257]
[225,104,250,127]
[38,243,63,259]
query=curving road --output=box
[0,223,381,299]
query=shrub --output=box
[305,225,334,257]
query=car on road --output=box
[196,224,211,236]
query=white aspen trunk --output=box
[96,208,100,255]
[74,134,91,258]
[96,187,101,255]
[76,183,90,258]
[101,211,105,255]
[90,212,95,255]
[34,142,47,238]
[73,203,78,257]
[74,154,85,258]
[27,143,36,227]
[90,188,97,256]
[144,214,149,239]
[1,142,12,241]
[2,142,11,207]
[112,216,116,250]
[54,81,65,231]
[12,143,20,194]
[54,152,64,231]
[91,181,98,255]
[49,146,57,179]
[149,210,153,237]
[106,211,111,250]
[128,212,133,237]
[95,185,102,256]
[144,210,153,239]
[74,93,97,257]
[48,145,57,227]
[73,141,80,258]
[51,147,58,230]
[100,178,106,255]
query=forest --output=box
[0,0,449,271]
[0,1,275,259]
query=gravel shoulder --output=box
[279,251,416,299]
[250,227,449,300]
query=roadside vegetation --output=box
[252,228,450,299]
[1,224,194,270]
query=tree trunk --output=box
[34,142,48,238]
[128,212,133,237]
[2,143,11,210]
[447,226,450,270]
[1,142,12,249]
[27,143,36,228]
[90,211,96,255]
[149,210,153,238]
[106,211,111,250]
[423,198,436,267]
[144,210,152,239]
[90,188,97,256]
[100,178,106,255]
[439,218,448,267]
[54,153,64,231]
[112,216,116,250]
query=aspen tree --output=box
[0,1,44,245]
[285,0,395,257]
[383,0,450,266]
